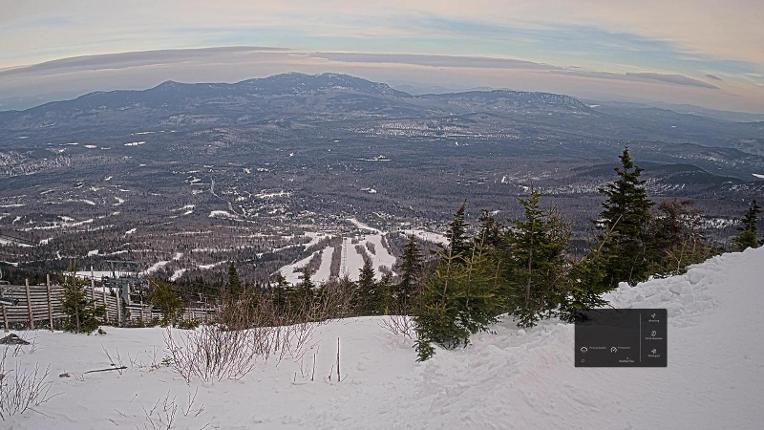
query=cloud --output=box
[0,46,289,78]
[705,74,723,81]
[3,47,761,115]
[315,52,559,71]
[624,72,719,89]
[315,51,719,90]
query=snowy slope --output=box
[401,228,448,245]
[4,248,764,429]
[279,250,319,284]
[279,245,336,285]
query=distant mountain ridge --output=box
[0,72,597,133]
[0,71,762,185]
[0,72,586,115]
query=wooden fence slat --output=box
[47,274,54,330]
[1,287,8,331]
[25,279,35,329]
[116,293,121,326]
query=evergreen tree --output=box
[273,272,288,287]
[558,237,610,322]
[357,259,379,315]
[502,192,570,327]
[597,148,653,288]
[336,275,357,318]
[226,262,242,297]
[413,244,502,360]
[378,272,394,314]
[396,235,422,311]
[445,203,470,257]
[294,270,315,308]
[61,261,104,333]
[476,209,502,248]
[734,199,761,251]
[147,278,184,327]
[300,269,316,290]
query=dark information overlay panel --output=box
[575,309,667,367]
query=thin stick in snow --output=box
[83,366,128,374]
[311,347,318,382]
[336,337,341,383]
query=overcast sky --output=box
[2,0,763,112]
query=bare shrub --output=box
[165,282,355,383]
[140,388,208,430]
[0,348,52,421]
[164,325,258,383]
[379,299,416,339]
[380,314,416,339]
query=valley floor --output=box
[3,248,764,429]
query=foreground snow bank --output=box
[4,248,764,429]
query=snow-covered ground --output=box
[279,245,337,284]
[314,246,334,282]
[4,248,764,429]
[400,228,448,246]
[73,270,133,280]
[140,252,183,275]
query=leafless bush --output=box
[379,299,416,339]
[165,283,356,383]
[380,314,416,339]
[139,388,208,430]
[165,319,319,383]
[165,325,259,383]
[0,348,53,421]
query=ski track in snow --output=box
[279,225,396,284]
[315,246,334,282]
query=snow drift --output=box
[3,247,764,429]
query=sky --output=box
[1,0,764,112]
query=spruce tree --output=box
[357,259,378,315]
[734,199,761,251]
[396,235,421,311]
[597,148,653,288]
[147,278,184,327]
[413,243,501,360]
[300,269,315,290]
[476,209,501,248]
[445,203,470,257]
[558,237,610,322]
[378,272,393,314]
[226,262,242,297]
[502,192,570,327]
[62,261,104,333]
[294,269,315,308]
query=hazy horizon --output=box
[2,46,764,116]
[2,1,763,113]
